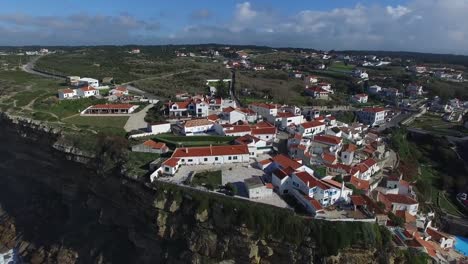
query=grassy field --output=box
[34,96,107,118]
[411,113,468,137]
[191,170,222,190]
[250,51,302,65]
[328,62,355,72]
[153,134,236,148]
[125,152,159,177]
[63,116,128,135]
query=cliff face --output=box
[0,114,388,264]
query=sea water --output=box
[455,236,468,256]
[0,249,17,264]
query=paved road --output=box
[124,103,155,132]
[21,55,65,80]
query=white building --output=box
[378,193,419,216]
[153,145,250,178]
[353,69,369,79]
[357,107,386,126]
[222,107,247,124]
[58,88,77,100]
[298,121,326,137]
[78,78,99,88]
[249,103,278,118]
[340,143,357,165]
[77,86,99,97]
[352,94,369,104]
[181,119,214,136]
[244,177,273,199]
[368,85,382,95]
[234,134,271,157]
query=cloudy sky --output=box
[0,0,467,54]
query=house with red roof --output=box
[77,86,99,98]
[221,107,248,124]
[351,93,369,104]
[234,134,271,157]
[354,158,379,181]
[152,145,251,179]
[131,140,169,154]
[298,121,326,137]
[248,102,279,118]
[377,192,419,216]
[357,107,386,126]
[304,86,331,99]
[425,227,455,249]
[340,143,357,165]
[110,86,129,96]
[58,88,77,100]
[179,118,215,136]
[251,124,277,142]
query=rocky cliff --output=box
[0,114,394,264]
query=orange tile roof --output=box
[184,119,213,128]
[363,107,386,113]
[224,125,251,134]
[301,121,325,129]
[222,106,236,113]
[60,88,74,93]
[350,176,370,191]
[313,135,342,145]
[163,157,180,167]
[207,114,219,121]
[277,112,296,118]
[254,121,274,128]
[143,140,167,149]
[395,210,416,223]
[172,145,249,158]
[382,193,418,205]
[426,227,453,242]
[235,134,261,145]
[271,154,303,170]
[251,127,277,135]
[322,178,343,189]
[342,143,357,152]
[295,171,329,190]
[350,195,367,206]
[322,152,336,164]
[303,195,323,211]
[80,86,96,91]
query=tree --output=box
[215,80,230,98]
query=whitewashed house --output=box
[58,88,77,100]
[298,121,326,137]
[77,86,99,97]
[357,107,386,126]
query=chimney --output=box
[307,181,310,187]
[185,148,188,154]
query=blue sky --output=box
[0,0,467,54]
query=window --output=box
[228,156,232,160]
[233,156,238,160]
[181,159,185,162]
[266,136,269,139]
[165,167,169,172]
[204,158,208,162]
[188,159,193,162]
[215,157,218,161]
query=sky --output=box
[0,0,467,54]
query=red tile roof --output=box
[115,86,128,92]
[295,171,329,190]
[363,107,386,113]
[172,145,249,158]
[80,86,96,91]
[271,154,303,170]
[60,88,74,94]
[239,108,256,115]
[350,176,370,191]
[184,119,213,128]
[170,101,190,109]
[222,106,236,113]
[143,140,166,149]
[89,104,134,109]
[362,158,377,168]
[254,121,275,128]
[251,127,277,135]
[277,112,296,118]
[426,227,453,242]
[381,193,418,205]
[163,157,180,167]
[273,168,289,179]
[322,152,336,164]
[300,121,325,129]
[224,125,251,134]
[342,143,357,152]
[322,178,343,189]
[207,114,219,121]
[350,195,367,206]
[235,134,261,145]
[304,195,323,211]
[313,135,342,145]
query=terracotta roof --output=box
[342,143,357,153]
[382,193,418,205]
[172,145,249,158]
[265,183,274,189]
[251,127,277,135]
[322,178,343,189]
[89,104,134,109]
[354,93,368,98]
[313,135,342,145]
[303,195,323,211]
[363,107,386,113]
[143,140,167,149]
[60,88,74,94]
[277,112,296,118]
[362,158,377,168]
[163,157,180,167]
[184,119,213,128]
[222,106,236,113]
[207,114,219,121]
[170,101,190,109]
[80,86,96,92]
[349,176,370,191]
[115,86,128,92]
[239,108,256,115]
[350,195,367,206]
[235,134,261,145]
[426,227,453,242]
[271,154,303,170]
[322,153,336,164]
[254,121,275,128]
[395,210,416,223]
[273,168,289,179]
[249,102,278,109]
[224,125,251,134]
[295,171,329,190]
[300,121,325,129]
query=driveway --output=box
[124,103,154,132]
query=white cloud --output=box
[386,5,412,18]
